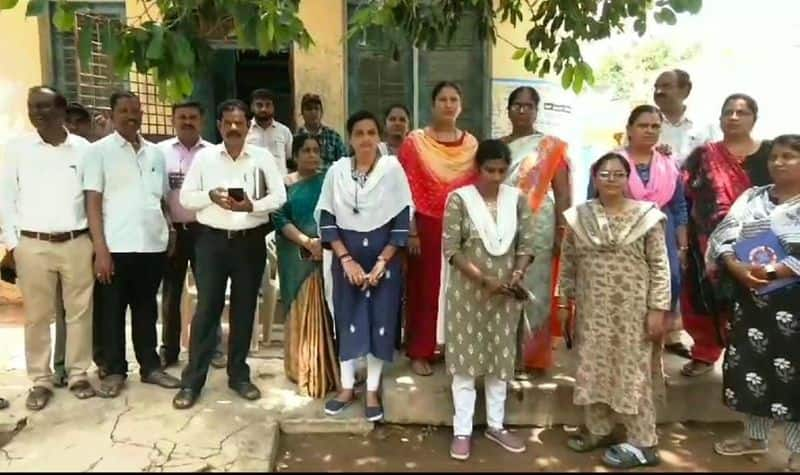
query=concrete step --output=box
[382,346,739,427]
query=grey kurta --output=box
[442,192,549,380]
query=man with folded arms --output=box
[83,90,181,398]
[0,86,96,410]
[173,99,285,409]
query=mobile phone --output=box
[299,247,312,260]
[228,187,245,201]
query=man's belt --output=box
[201,224,267,240]
[20,229,88,243]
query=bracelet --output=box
[339,254,352,262]
[679,246,689,251]
[377,255,387,263]
[512,269,524,277]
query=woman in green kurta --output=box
[439,139,549,461]
[274,134,338,398]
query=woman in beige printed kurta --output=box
[439,139,549,461]
[558,152,671,470]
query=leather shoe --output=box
[159,348,179,369]
[141,369,181,389]
[173,388,199,410]
[229,381,261,401]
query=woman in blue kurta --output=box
[315,110,412,422]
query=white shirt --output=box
[157,136,212,223]
[180,143,286,231]
[83,132,169,253]
[660,113,719,166]
[245,119,292,176]
[0,131,90,249]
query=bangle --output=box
[377,255,387,263]
[679,246,689,251]
[512,269,524,277]
[339,253,351,261]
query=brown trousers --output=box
[14,234,94,389]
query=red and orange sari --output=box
[398,129,479,361]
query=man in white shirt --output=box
[0,86,96,410]
[84,91,181,398]
[173,99,286,409]
[653,69,718,359]
[654,69,718,167]
[157,102,228,370]
[246,88,292,176]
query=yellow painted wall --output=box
[0,7,44,147]
[293,0,347,135]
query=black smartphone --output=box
[228,187,245,201]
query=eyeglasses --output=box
[596,171,629,181]
[509,103,536,113]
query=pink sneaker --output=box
[450,435,471,460]
[485,427,526,453]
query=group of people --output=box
[0,66,798,471]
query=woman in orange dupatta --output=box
[399,81,479,376]
[501,86,571,375]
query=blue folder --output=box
[734,230,800,295]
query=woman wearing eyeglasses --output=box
[680,94,773,378]
[558,152,671,469]
[501,86,571,375]
[588,106,688,347]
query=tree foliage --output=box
[1,0,701,101]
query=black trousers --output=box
[181,225,267,391]
[98,252,166,378]
[160,223,199,361]
[92,281,104,368]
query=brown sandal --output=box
[681,360,714,377]
[410,359,433,376]
[25,386,53,411]
[69,380,96,400]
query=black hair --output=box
[507,86,540,109]
[346,110,382,136]
[301,93,323,111]
[772,134,800,154]
[431,81,462,103]
[721,93,758,122]
[384,103,411,121]
[250,88,276,104]
[216,99,249,121]
[292,133,322,158]
[674,69,692,93]
[65,102,91,122]
[475,139,511,167]
[171,101,204,115]
[109,90,138,111]
[591,152,631,178]
[28,86,68,109]
[627,104,662,126]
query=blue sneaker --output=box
[365,404,383,422]
[324,398,354,416]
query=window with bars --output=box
[51,2,172,139]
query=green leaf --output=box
[255,21,272,54]
[146,25,165,60]
[561,64,574,89]
[657,8,677,25]
[579,62,595,86]
[571,70,585,94]
[0,0,19,11]
[685,0,702,14]
[25,0,45,16]
[170,32,194,68]
[52,4,75,32]
[77,21,94,68]
[266,18,274,45]
[176,73,193,97]
[512,47,526,60]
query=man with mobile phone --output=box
[174,99,286,409]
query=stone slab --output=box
[382,346,740,427]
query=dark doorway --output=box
[191,48,293,142]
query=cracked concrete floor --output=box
[0,304,370,472]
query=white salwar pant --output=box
[340,353,384,391]
[452,373,508,436]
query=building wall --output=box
[0,8,45,148]
[293,0,347,135]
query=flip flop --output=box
[410,359,433,376]
[681,360,714,377]
[25,386,53,411]
[567,432,617,453]
[602,443,660,469]
[69,380,96,400]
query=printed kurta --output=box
[559,201,671,415]
[442,193,547,380]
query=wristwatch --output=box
[764,264,778,281]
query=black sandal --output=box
[602,443,660,469]
[69,380,96,400]
[25,386,53,411]
[567,432,616,453]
